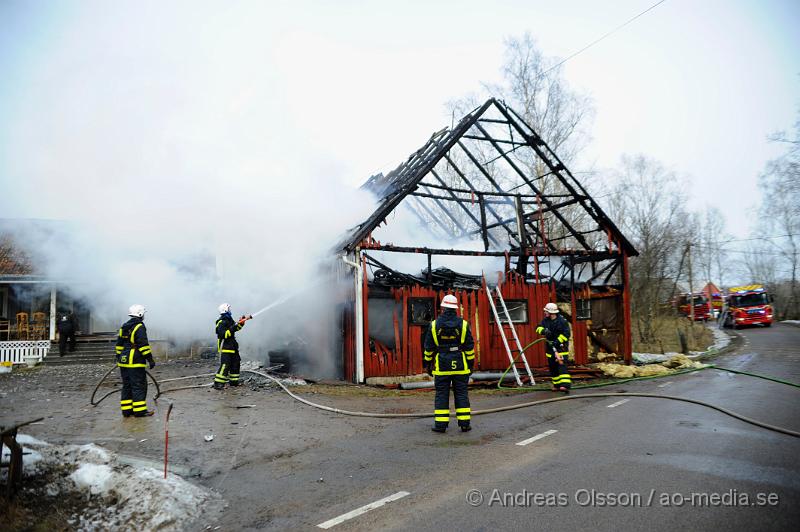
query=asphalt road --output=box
[4,324,798,531]
[220,323,800,531]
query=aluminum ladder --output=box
[484,284,535,386]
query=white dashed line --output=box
[516,429,558,446]
[657,381,674,388]
[317,491,410,529]
[607,399,630,408]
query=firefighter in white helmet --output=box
[423,294,475,432]
[115,304,155,417]
[535,302,572,393]
[213,303,252,389]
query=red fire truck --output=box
[722,284,774,329]
[676,293,713,321]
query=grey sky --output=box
[1,0,798,241]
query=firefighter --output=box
[56,309,78,356]
[115,304,155,417]
[535,302,572,393]
[213,303,251,389]
[423,294,475,433]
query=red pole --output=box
[163,402,174,479]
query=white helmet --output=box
[441,294,459,309]
[128,304,146,318]
[218,303,231,314]
[544,302,559,314]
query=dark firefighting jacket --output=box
[216,313,244,354]
[423,310,475,376]
[535,314,571,356]
[115,317,153,368]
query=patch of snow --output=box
[70,463,113,495]
[782,320,800,325]
[1,434,45,471]
[76,443,111,463]
[16,433,50,446]
[8,433,223,531]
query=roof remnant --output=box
[339,98,637,266]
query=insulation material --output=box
[663,354,704,369]
[593,359,702,378]
[636,364,671,377]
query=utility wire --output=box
[539,0,669,78]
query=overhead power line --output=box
[540,0,669,78]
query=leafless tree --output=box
[435,34,596,249]
[606,154,695,343]
[756,110,800,318]
[695,205,730,288]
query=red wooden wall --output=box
[353,271,590,380]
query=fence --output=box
[0,340,52,364]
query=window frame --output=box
[489,298,529,324]
[575,298,592,321]
[409,297,436,326]
[0,286,7,319]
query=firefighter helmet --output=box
[441,294,459,309]
[544,303,559,314]
[128,304,146,318]
[218,303,231,314]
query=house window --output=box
[576,299,591,320]
[490,299,528,323]
[409,298,435,325]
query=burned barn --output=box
[335,98,637,383]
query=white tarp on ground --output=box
[2,434,223,531]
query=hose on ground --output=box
[241,369,800,437]
[495,341,800,391]
[89,365,162,406]
[712,366,800,388]
[87,365,800,438]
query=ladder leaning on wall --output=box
[484,283,535,387]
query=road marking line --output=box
[607,399,629,408]
[317,491,410,529]
[657,381,674,388]
[516,429,558,446]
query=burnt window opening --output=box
[576,298,591,321]
[489,299,528,324]
[409,298,435,325]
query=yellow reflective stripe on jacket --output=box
[460,320,468,343]
[430,320,438,346]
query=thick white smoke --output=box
[0,3,378,373]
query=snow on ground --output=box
[4,434,223,531]
[782,320,800,325]
[632,324,733,364]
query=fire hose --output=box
[89,367,800,438]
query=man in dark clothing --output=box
[213,303,251,389]
[535,302,572,393]
[423,294,475,433]
[56,310,79,356]
[115,304,155,417]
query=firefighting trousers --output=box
[434,374,471,428]
[119,367,148,416]
[546,344,572,389]
[214,351,241,387]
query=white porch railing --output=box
[0,340,52,364]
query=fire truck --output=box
[722,284,774,329]
[676,293,712,321]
